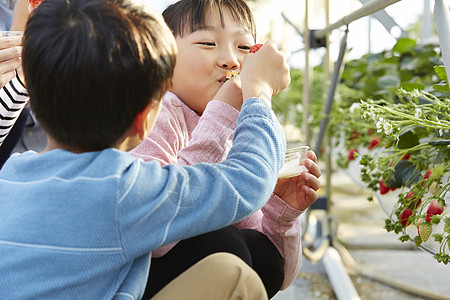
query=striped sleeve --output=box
[0,74,29,146]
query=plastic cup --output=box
[0,31,23,37]
[278,146,310,178]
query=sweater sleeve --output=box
[131,95,241,257]
[121,98,287,260]
[0,75,29,146]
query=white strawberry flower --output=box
[415,108,422,118]
[384,122,393,135]
[349,103,361,113]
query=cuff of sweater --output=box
[263,194,304,225]
[205,100,239,129]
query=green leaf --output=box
[397,131,419,149]
[394,160,421,187]
[393,38,416,55]
[377,75,400,89]
[433,83,450,92]
[400,56,419,71]
[434,65,448,81]
[413,236,422,247]
[401,82,426,91]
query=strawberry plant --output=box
[354,88,450,264]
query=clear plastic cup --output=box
[278,146,310,178]
[0,31,23,37]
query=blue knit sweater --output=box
[0,98,285,299]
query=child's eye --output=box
[198,42,216,46]
[238,45,251,51]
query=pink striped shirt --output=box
[131,91,303,289]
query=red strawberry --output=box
[402,154,411,160]
[249,44,263,53]
[347,148,358,161]
[405,191,421,209]
[426,200,444,223]
[379,180,390,195]
[349,131,361,142]
[27,0,44,7]
[367,136,382,150]
[399,208,413,227]
[421,169,433,187]
[424,169,433,180]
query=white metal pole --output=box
[434,0,450,82]
[422,0,432,41]
[323,247,361,300]
[303,0,311,146]
[314,0,402,39]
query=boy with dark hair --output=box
[0,0,291,299]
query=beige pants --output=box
[151,252,268,300]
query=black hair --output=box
[23,0,177,151]
[163,0,256,42]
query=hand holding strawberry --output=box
[241,41,291,104]
[249,44,263,53]
[27,0,44,8]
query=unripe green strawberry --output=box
[429,181,439,195]
[418,222,432,242]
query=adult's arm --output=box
[10,0,29,31]
[0,73,28,146]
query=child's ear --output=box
[133,100,162,140]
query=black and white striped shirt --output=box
[0,75,28,146]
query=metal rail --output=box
[434,0,450,82]
[314,0,402,39]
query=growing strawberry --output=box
[426,200,444,223]
[421,168,434,187]
[379,180,390,195]
[429,181,440,195]
[347,148,358,161]
[417,219,432,242]
[249,44,263,53]
[405,191,421,209]
[399,208,413,227]
[402,154,411,160]
[367,136,381,150]
[348,130,361,142]
[424,169,433,180]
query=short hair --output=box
[23,0,177,151]
[163,0,256,42]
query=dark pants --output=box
[0,108,29,169]
[144,225,284,299]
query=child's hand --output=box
[240,41,290,106]
[0,36,23,88]
[213,75,243,111]
[273,150,321,211]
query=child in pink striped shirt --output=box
[131,0,321,298]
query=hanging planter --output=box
[354,88,450,264]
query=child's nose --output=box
[220,60,239,70]
[218,51,240,70]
